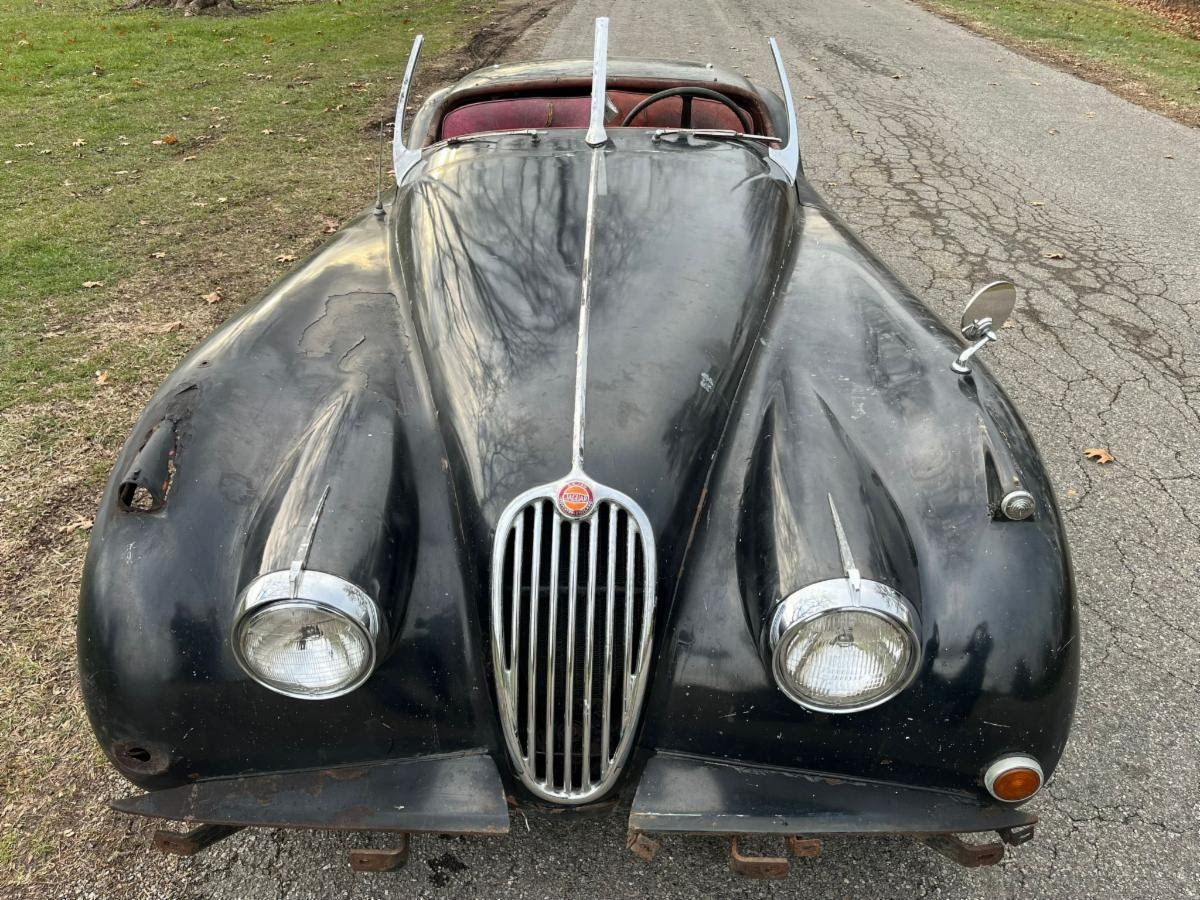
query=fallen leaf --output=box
[82,280,104,288]
[1030,200,1045,207]
[1043,251,1065,260]
[151,320,183,333]
[151,251,166,259]
[203,290,223,304]
[321,217,340,234]
[95,370,110,385]
[261,128,275,135]
[162,133,178,145]
[275,253,297,263]
[182,155,197,161]
[217,196,228,203]
[72,138,86,147]
[58,516,94,534]
[1084,448,1114,465]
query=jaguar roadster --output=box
[78,19,1079,875]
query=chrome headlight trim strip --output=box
[767,578,921,714]
[232,570,385,700]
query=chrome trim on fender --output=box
[983,755,1044,803]
[232,569,386,700]
[766,37,801,180]
[1000,490,1036,521]
[391,33,426,184]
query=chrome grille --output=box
[491,484,655,804]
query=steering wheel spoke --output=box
[620,87,753,132]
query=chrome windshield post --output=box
[766,37,801,180]
[585,17,610,147]
[391,34,425,184]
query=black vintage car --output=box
[78,19,1078,875]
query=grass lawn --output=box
[920,0,1200,124]
[0,0,498,891]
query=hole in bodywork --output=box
[117,421,178,513]
[119,484,159,512]
[112,739,170,775]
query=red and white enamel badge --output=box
[556,480,595,519]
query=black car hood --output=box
[398,135,796,578]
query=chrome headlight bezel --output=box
[767,579,921,714]
[232,570,385,700]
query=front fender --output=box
[78,205,502,789]
[641,191,1079,796]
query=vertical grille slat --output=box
[509,509,524,715]
[492,482,655,804]
[601,503,617,776]
[563,520,579,796]
[622,523,636,720]
[581,516,598,788]
[526,501,543,765]
[544,516,560,789]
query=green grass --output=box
[0,1,491,890]
[924,0,1200,113]
[0,0,488,411]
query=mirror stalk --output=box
[951,318,998,374]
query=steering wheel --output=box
[619,87,754,132]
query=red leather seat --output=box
[439,89,748,139]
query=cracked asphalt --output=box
[106,1,1200,897]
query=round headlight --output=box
[769,580,920,713]
[233,571,383,699]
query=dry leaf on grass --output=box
[1043,251,1066,260]
[321,218,340,234]
[58,516,93,534]
[95,370,110,385]
[150,320,183,333]
[152,134,178,146]
[275,253,297,263]
[203,290,223,304]
[72,138,85,147]
[81,280,104,288]
[150,251,166,259]
[1084,448,1114,464]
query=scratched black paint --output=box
[78,61,1077,836]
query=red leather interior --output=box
[439,89,749,139]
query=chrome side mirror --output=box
[951,281,1017,374]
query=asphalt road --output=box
[128,1,1200,897]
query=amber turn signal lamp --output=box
[983,755,1044,803]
